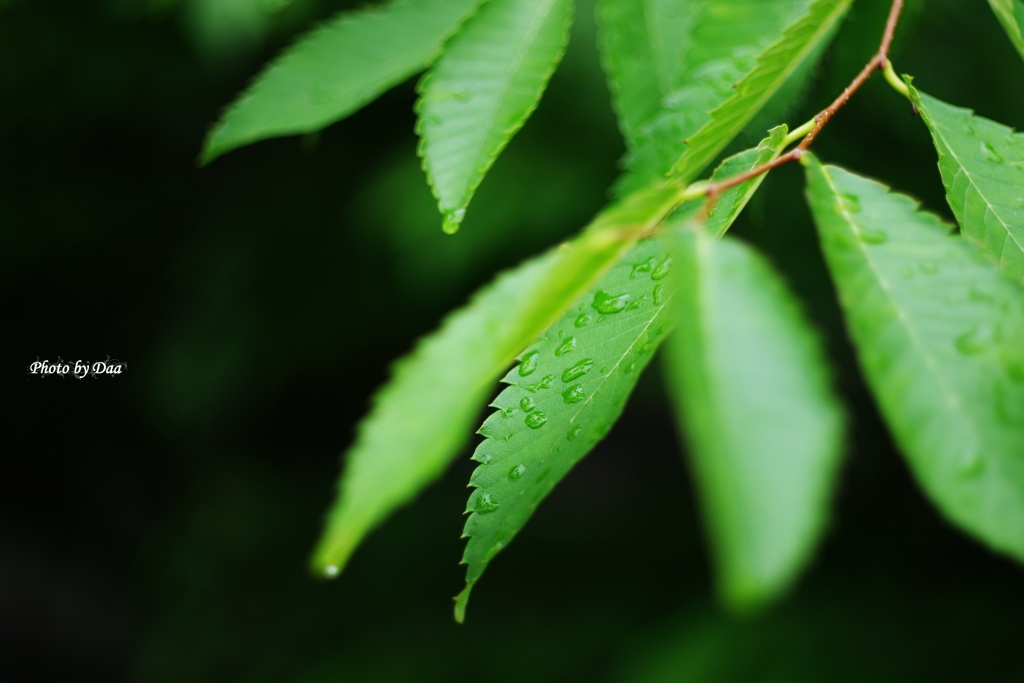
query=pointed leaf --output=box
[987,0,1024,61]
[669,0,852,184]
[452,133,785,620]
[665,229,844,611]
[601,0,850,195]
[909,84,1024,283]
[602,0,818,194]
[805,156,1024,562]
[417,0,574,233]
[455,237,674,622]
[312,180,689,576]
[202,0,482,164]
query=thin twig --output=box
[700,0,905,207]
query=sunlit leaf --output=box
[599,0,849,195]
[417,0,574,233]
[202,0,482,163]
[666,229,844,611]
[670,0,851,184]
[455,237,673,622]
[805,155,1024,562]
[909,83,1024,283]
[453,129,786,621]
[311,180,689,577]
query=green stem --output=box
[783,118,816,147]
[882,59,910,100]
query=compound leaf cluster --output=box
[207,0,1024,621]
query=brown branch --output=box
[701,0,905,208]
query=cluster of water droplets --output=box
[470,252,677,521]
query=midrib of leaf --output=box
[937,140,1024,273]
[806,157,1024,559]
[463,0,564,158]
[416,0,574,232]
[671,0,852,183]
[814,163,973,435]
[909,85,1024,282]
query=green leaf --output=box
[669,0,852,184]
[804,156,1024,562]
[312,180,688,576]
[455,237,674,623]
[600,0,849,195]
[909,84,1024,283]
[602,0,815,194]
[452,128,787,621]
[201,0,482,164]
[596,0,699,147]
[417,0,574,233]
[671,124,790,237]
[665,229,844,611]
[987,0,1024,61]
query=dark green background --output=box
[6,0,1024,680]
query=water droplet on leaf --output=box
[857,227,887,244]
[630,257,657,279]
[324,565,339,579]
[955,326,994,355]
[651,256,673,280]
[518,350,540,376]
[555,336,577,357]
[519,396,536,413]
[653,284,664,306]
[475,492,500,514]
[575,314,593,328]
[626,295,647,311]
[562,358,595,382]
[508,464,527,480]
[562,384,586,404]
[592,290,632,314]
[841,192,862,213]
[525,412,548,429]
[981,141,1004,163]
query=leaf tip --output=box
[309,524,359,580]
[442,208,467,234]
[453,587,471,623]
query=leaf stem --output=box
[882,58,910,100]
[696,0,905,207]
